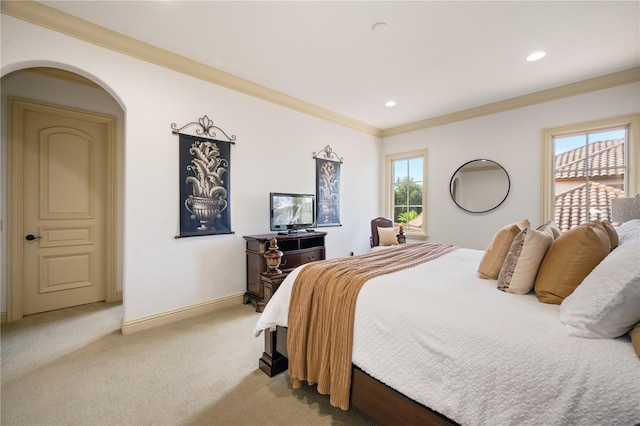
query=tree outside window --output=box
[393,159,423,230]
[386,149,428,236]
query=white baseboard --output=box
[1,292,122,325]
[120,293,245,335]
[1,293,241,329]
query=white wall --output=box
[3,14,638,324]
[382,82,640,250]
[1,15,381,321]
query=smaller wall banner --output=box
[313,145,343,227]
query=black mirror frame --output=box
[449,159,511,213]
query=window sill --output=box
[405,233,428,242]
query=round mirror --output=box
[450,159,510,213]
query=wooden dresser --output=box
[242,232,326,311]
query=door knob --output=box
[25,234,42,241]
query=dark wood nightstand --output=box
[257,272,289,312]
[258,272,290,376]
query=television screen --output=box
[270,192,315,232]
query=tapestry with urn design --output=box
[314,145,342,227]
[178,133,232,237]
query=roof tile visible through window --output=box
[555,139,625,180]
[554,139,625,232]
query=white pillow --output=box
[497,227,554,294]
[559,219,640,338]
[617,219,640,245]
[377,226,399,246]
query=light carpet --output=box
[1,302,376,425]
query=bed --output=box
[253,219,640,425]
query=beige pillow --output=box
[536,221,561,239]
[377,226,398,246]
[599,220,618,251]
[534,223,611,304]
[629,323,640,357]
[478,219,530,279]
[497,227,554,294]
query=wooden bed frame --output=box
[259,326,457,426]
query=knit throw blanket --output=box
[287,242,458,410]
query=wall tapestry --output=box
[313,145,342,227]
[171,116,236,238]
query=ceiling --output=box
[36,1,640,131]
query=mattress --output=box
[254,248,640,425]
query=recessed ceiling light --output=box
[372,22,388,33]
[385,100,396,107]
[527,51,546,62]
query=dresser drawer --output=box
[243,232,326,312]
[281,247,325,270]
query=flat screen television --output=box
[269,192,316,233]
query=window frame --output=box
[541,114,640,224]
[384,148,429,239]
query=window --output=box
[542,114,639,232]
[385,149,428,238]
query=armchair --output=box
[370,217,406,247]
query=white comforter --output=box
[254,248,640,425]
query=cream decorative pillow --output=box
[497,227,554,294]
[559,219,640,338]
[377,226,399,246]
[477,219,530,279]
[536,221,561,239]
[534,222,611,304]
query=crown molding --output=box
[382,67,640,138]
[3,1,638,139]
[1,0,382,137]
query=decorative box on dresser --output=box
[242,231,326,312]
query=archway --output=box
[1,65,124,322]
